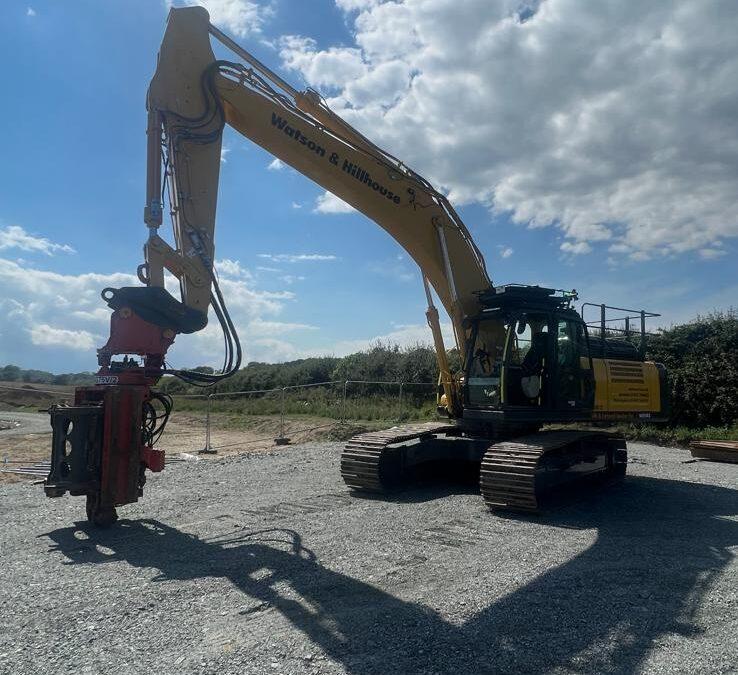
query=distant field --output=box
[2,380,734,459]
[0,381,75,411]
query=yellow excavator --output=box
[44,7,668,525]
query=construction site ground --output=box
[0,409,373,484]
[1,409,737,675]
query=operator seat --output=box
[520,331,549,401]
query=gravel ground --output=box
[1,441,736,675]
[0,412,49,437]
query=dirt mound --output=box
[0,381,73,410]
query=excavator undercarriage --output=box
[341,423,627,512]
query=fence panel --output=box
[342,380,403,422]
[277,380,344,442]
[397,381,438,421]
[201,388,283,453]
[1,378,443,459]
[165,394,210,453]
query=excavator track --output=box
[480,430,627,512]
[341,422,456,492]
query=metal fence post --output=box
[342,380,349,423]
[199,393,216,454]
[275,387,290,445]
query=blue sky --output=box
[1,0,736,373]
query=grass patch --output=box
[171,391,438,424]
[545,421,738,448]
[612,422,738,447]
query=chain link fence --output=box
[171,379,438,454]
[0,379,439,455]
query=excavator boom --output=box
[144,7,490,352]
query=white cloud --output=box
[279,36,366,90]
[71,308,111,324]
[258,253,337,263]
[216,258,252,280]
[560,241,592,256]
[29,325,96,351]
[278,275,305,285]
[0,225,75,256]
[248,318,317,335]
[291,202,303,209]
[335,0,380,11]
[267,158,285,171]
[322,321,453,358]
[698,247,727,260]
[498,246,514,259]
[256,264,306,284]
[313,191,356,214]
[278,0,738,259]
[0,256,308,370]
[26,7,36,16]
[220,145,231,163]
[169,0,273,38]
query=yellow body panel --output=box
[593,358,661,415]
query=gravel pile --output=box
[1,441,736,674]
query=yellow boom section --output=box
[145,7,490,350]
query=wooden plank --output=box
[689,439,738,464]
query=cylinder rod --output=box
[208,23,299,99]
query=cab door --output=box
[554,317,594,411]
[502,312,552,408]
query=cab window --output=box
[467,318,507,406]
[556,318,592,405]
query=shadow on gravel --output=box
[352,459,481,504]
[44,475,738,674]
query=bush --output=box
[330,341,440,384]
[0,364,94,386]
[647,310,738,427]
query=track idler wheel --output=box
[85,492,118,527]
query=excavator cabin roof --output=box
[475,284,578,314]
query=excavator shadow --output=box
[351,459,481,504]
[43,475,738,674]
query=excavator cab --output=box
[463,285,595,426]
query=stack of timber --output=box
[689,440,738,464]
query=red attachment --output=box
[97,308,175,371]
[141,446,165,472]
[73,384,150,507]
[74,306,176,511]
[102,385,147,506]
